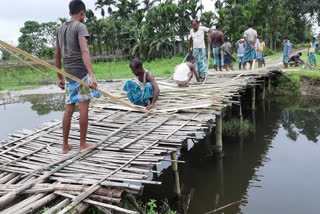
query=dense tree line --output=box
[8,0,319,61]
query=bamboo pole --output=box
[0,40,149,114]
[215,114,223,157]
[57,114,199,214]
[43,198,70,214]
[171,152,181,197]
[15,193,57,214]
[252,86,256,110]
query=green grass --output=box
[0,56,185,91]
[222,119,255,137]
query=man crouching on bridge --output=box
[55,0,100,154]
[123,59,160,110]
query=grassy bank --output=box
[270,50,320,96]
[0,56,185,91]
[0,47,316,92]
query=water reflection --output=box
[0,94,65,142]
[141,96,320,214]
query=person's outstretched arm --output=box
[146,72,160,110]
[79,37,97,90]
[189,63,201,82]
[189,37,193,53]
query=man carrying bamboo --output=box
[188,19,212,78]
[123,59,160,110]
[55,0,101,154]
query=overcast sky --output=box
[0,0,215,45]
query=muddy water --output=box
[0,94,65,142]
[141,96,320,214]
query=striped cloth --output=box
[123,80,154,106]
[257,51,264,61]
[243,42,256,62]
[283,56,289,63]
[65,74,101,104]
[193,48,208,78]
[308,52,317,65]
[212,46,224,66]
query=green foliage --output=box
[217,0,313,51]
[264,48,275,57]
[17,21,58,59]
[222,119,255,137]
[271,75,301,96]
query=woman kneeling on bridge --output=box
[123,59,160,110]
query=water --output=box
[141,96,320,214]
[1,93,319,213]
[0,94,65,142]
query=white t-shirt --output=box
[244,28,257,42]
[190,26,210,49]
[173,63,191,81]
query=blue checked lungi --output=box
[257,51,264,61]
[213,47,224,66]
[283,56,289,63]
[309,52,317,65]
[123,80,154,106]
[65,74,101,104]
[243,42,256,63]
[193,48,208,78]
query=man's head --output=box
[216,24,221,30]
[224,37,229,42]
[240,39,244,43]
[313,37,316,42]
[191,19,199,30]
[69,0,86,22]
[248,23,253,28]
[284,37,288,43]
[186,55,195,64]
[129,58,143,76]
[259,37,263,42]
[298,52,302,57]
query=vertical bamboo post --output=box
[216,113,223,157]
[171,152,181,197]
[238,96,243,122]
[268,77,271,93]
[252,86,256,110]
[262,79,266,101]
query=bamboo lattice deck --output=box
[0,57,285,213]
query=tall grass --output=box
[222,119,255,137]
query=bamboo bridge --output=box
[0,55,286,213]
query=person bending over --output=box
[123,59,160,110]
[173,55,203,86]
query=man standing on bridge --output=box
[188,19,212,78]
[210,24,224,71]
[55,0,101,154]
[242,23,258,70]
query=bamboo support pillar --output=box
[170,152,181,197]
[215,114,223,157]
[252,86,256,110]
[262,79,266,101]
[268,77,271,93]
[238,96,243,122]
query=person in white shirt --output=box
[188,19,212,78]
[173,55,203,86]
[243,23,258,70]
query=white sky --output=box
[0,0,215,45]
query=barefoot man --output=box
[55,0,101,153]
